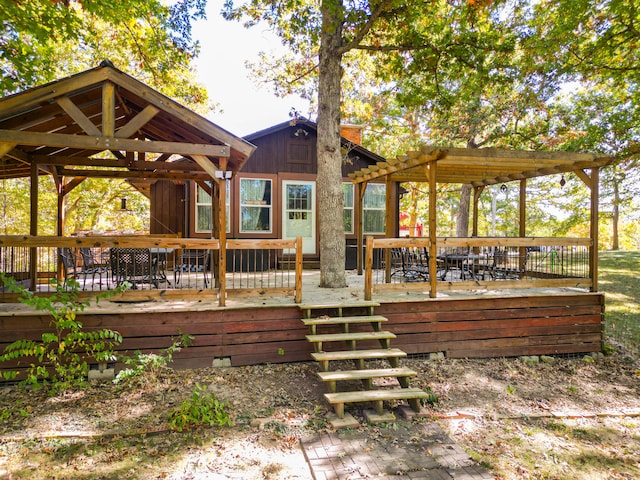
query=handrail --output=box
[0,236,303,305]
[365,236,593,300]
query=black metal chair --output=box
[389,248,428,282]
[79,248,110,288]
[110,248,158,289]
[174,249,210,288]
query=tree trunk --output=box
[456,184,471,237]
[612,170,620,251]
[317,0,347,288]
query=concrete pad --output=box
[363,408,395,424]
[327,412,360,429]
[397,404,431,420]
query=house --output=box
[149,118,399,269]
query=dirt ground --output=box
[1,351,639,480]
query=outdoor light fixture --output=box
[500,184,508,193]
[559,174,566,187]
[214,170,232,179]
[293,127,309,137]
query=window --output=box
[195,181,230,233]
[342,183,354,234]
[240,178,272,233]
[363,183,386,234]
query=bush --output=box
[0,273,123,392]
[168,384,233,432]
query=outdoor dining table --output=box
[438,252,492,281]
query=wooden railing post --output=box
[364,236,373,301]
[218,236,226,307]
[295,236,303,303]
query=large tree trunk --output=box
[612,170,620,251]
[317,0,347,288]
[456,184,471,237]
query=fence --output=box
[365,236,593,300]
[0,235,303,305]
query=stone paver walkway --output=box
[301,421,494,480]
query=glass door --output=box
[282,180,316,254]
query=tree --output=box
[224,0,523,286]
[1,0,209,107]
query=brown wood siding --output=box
[150,180,185,236]
[241,126,375,177]
[0,293,604,379]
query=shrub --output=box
[168,384,233,432]
[0,273,123,392]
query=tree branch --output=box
[338,1,394,55]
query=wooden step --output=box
[299,301,380,318]
[306,331,396,352]
[302,315,388,334]
[311,348,406,371]
[325,387,430,418]
[317,367,417,392]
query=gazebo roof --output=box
[0,61,256,182]
[349,145,616,187]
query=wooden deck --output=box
[0,271,603,379]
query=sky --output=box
[191,1,312,137]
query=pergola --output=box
[0,62,256,294]
[0,60,256,234]
[349,145,617,293]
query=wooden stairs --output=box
[300,301,431,420]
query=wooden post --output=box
[590,168,599,292]
[385,177,394,284]
[364,236,373,301]
[519,178,527,272]
[428,160,438,298]
[295,236,303,303]
[56,176,65,284]
[356,182,365,275]
[218,167,227,306]
[29,161,38,291]
[102,82,115,137]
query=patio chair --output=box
[79,248,110,288]
[174,249,210,288]
[59,247,93,290]
[110,248,158,289]
[389,248,428,282]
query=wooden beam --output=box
[102,82,115,137]
[0,142,17,158]
[575,169,592,187]
[34,155,203,172]
[102,68,256,159]
[56,96,101,136]
[57,168,211,181]
[116,104,160,139]
[61,176,87,196]
[191,154,220,182]
[0,129,231,157]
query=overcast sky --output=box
[192,1,312,137]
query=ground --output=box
[1,352,639,479]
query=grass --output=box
[599,251,640,357]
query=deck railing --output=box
[0,235,303,305]
[365,236,593,300]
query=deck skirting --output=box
[0,292,604,379]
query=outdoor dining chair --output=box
[174,249,210,288]
[109,248,158,289]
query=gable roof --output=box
[244,118,386,164]
[0,61,256,181]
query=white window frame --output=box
[363,183,386,235]
[195,181,230,234]
[239,177,273,234]
[342,182,354,234]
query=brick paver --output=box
[301,422,494,480]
